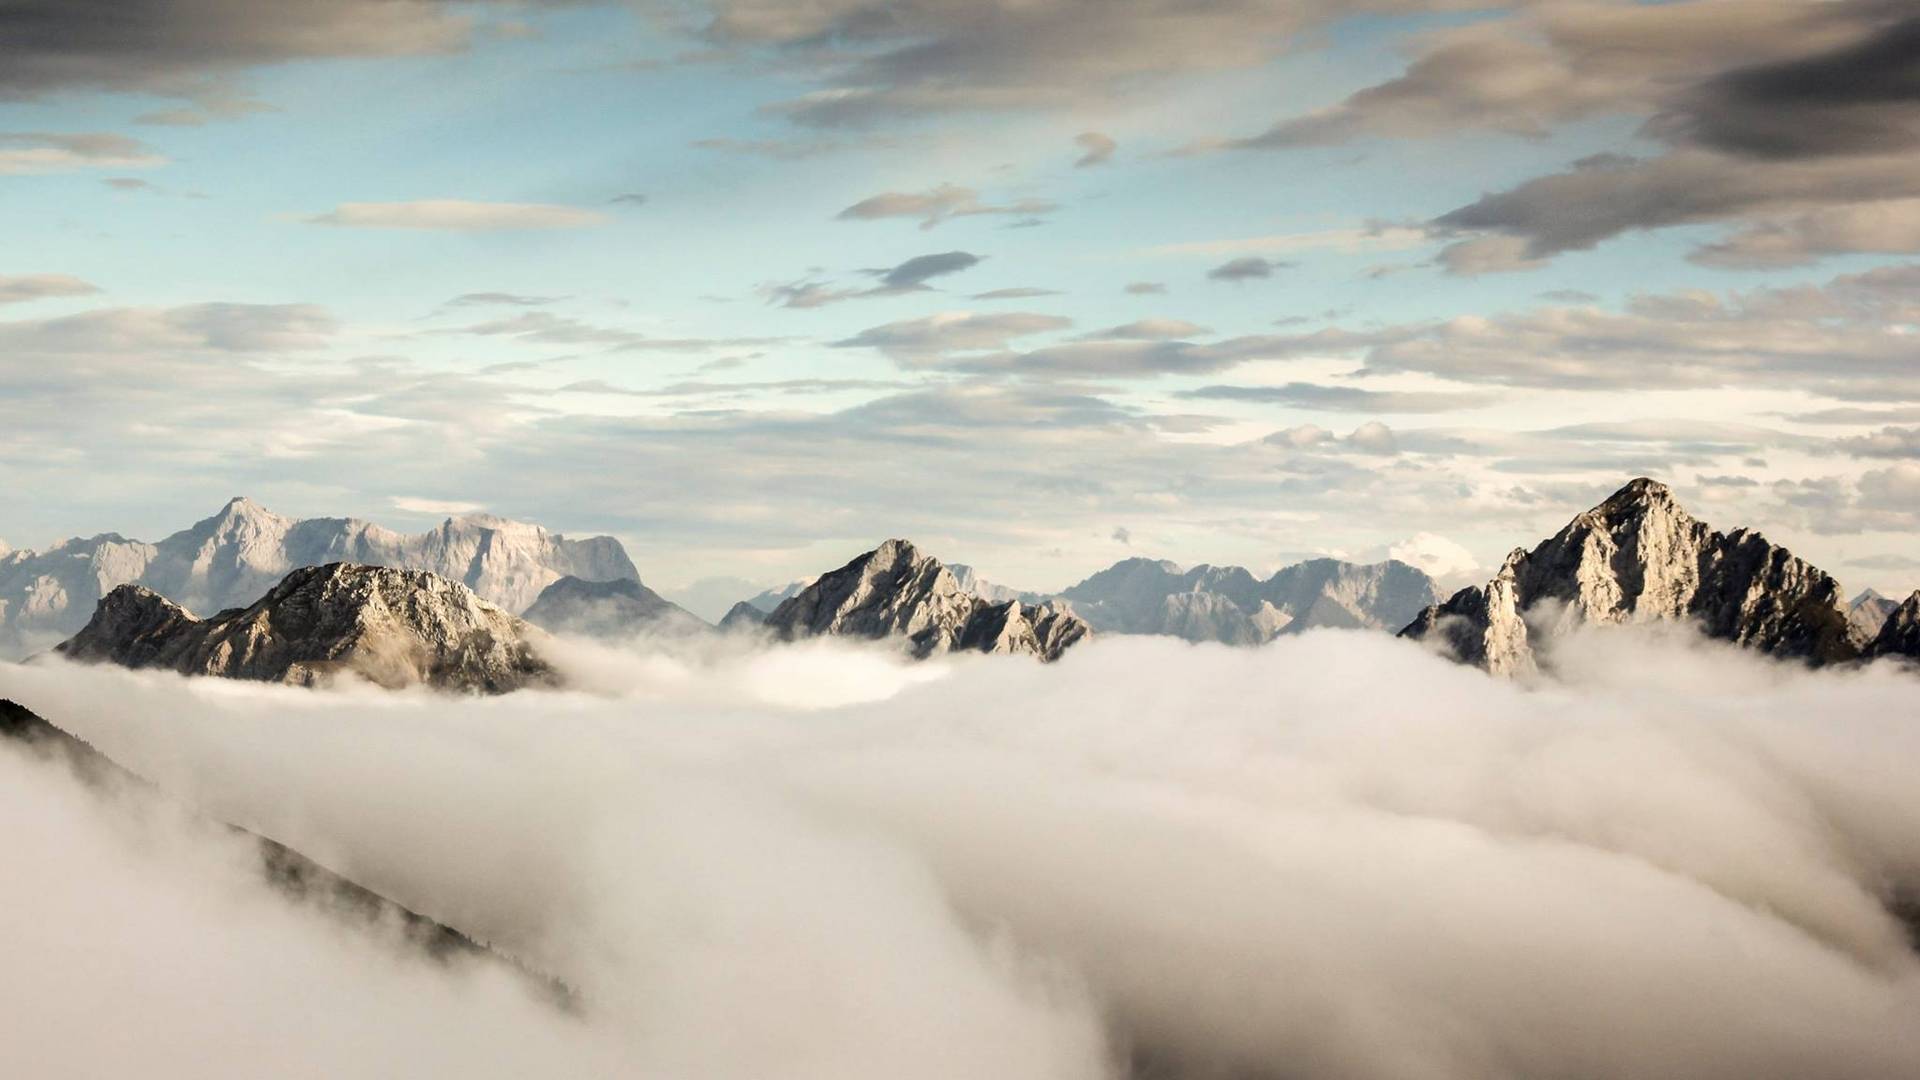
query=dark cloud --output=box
[0,131,165,174]
[767,251,984,308]
[0,274,100,306]
[1124,281,1167,295]
[442,292,566,308]
[873,251,982,290]
[1208,256,1286,281]
[969,287,1061,300]
[831,311,1071,362]
[610,193,648,206]
[1078,319,1209,341]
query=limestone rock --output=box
[56,563,556,693]
[765,539,1089,661]
[1401,478,1857,673]
[1866,592,1920,660]
[1848,588,1901,646]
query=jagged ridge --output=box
[764,539,1089,662]
[56,563,555,693]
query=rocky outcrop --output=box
[521,576,706,639]
[1849,589,1901,646]
[1057,556,1437,644]
[1866,592,1920,660]
[56,564,556,693]
[765,539,1089,661]
[1401,478,1857,674]
[0,498,637,658]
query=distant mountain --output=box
[740,578,814,614]
[1056,556,1437,644]
[764,539,1089,662]
[521,576,706,639]
[1866,592,1920,660]
[0,498,636,658]
[56,563,556,693]
[717,601,768,632]
[1401,478,1858,675]
[947,563,1043,605]
[1848,588,1900,645]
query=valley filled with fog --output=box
[6,627,1919,1079]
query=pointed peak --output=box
[1602,477,1674,507]
[871,538,927,562]
[1851,587,1889,608]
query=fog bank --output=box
[4,627,1919,1079]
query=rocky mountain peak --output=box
[521,575,705,639]
[1402,480,1856,673]
[56,563,556,693]
[765,540,1088,662]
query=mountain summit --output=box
[1401,478,1857,674]
[1058,555,1436,644]
[764,539,1089,662]
[0,499,637,657]
[56,563,555,693]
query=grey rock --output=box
[522,576,706,639]
[56,563,556,693]
[1866,591,1920,660]
[1848,588,1901,646]
[0,497,637,658]
[1056,556,1437,644]
[740,578,814,614]
[765,539,1089,662]
[1401,478,1858,674]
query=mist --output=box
[4,627,1919,1079]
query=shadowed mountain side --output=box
[521,576,707,640]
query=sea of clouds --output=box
[3,627,1919,1079]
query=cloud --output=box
[1179,382,1497,413]
[0,274,99,306]
[837,184,1057,229]
[1123,281,1167,295]
[832,311,1071,362]
[1077,318,1209,341]
[1072,131,1116,167]
[1207,256,1286,281]
[389,496,485,515]
[1109,526,1131,545]
[0,0,482,102]
[691,135,905,160]
[0,132,165,175]
[609,193,648,206]
[13,629,1920,1080]
[1147,226,1429,257]
[442,292,566,308]
[1387,531,1480,579]
[1836,427,1920,460]
[969,287,1060,300]
[306,200,609,231]
[768,252,984,308]
[0,302,335,354]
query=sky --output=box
[3,0,1920,600]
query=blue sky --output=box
[4,0,1920,601]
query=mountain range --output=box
[1055,556,1437,644]
[1402,478,1906,674]
[0,497,636,658]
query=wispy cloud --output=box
[305,200,610,231]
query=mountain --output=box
[1848,588,1901,645]
[1866,592,1920,660]
[717,601,768,632]
[521,576,706,639]
[1401,478,1857,675]
[764,539,1089,662]
[0,498,637,658]
[741,578,814,614]
[1055,556,1437,644]
[947,563,1044,605]
[56,563,556,693]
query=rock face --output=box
[1849,588,1901,646]
[1401,478,1858,675]
[764,539,1089,661]
[1057,556,1437,645]
[0,498,637,658]
[56,563,556,693]
[521,576,706,639]
[1866,592,1920,660]
[739,578,814,615]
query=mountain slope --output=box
[765,539,1089,661]
[0,498,637,658]
[56,563,556,693]
[521,576,706,639]
[1866,592,1920,660]
[1401,478,1857,674]
[1057,556,1436,644]
[1849,588,1900,646]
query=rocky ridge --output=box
[764,539,1089,661]
[1401,478,1859,674]
[0,498,636,657]
[1057,556,1437,644]
[56,563,555,693]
